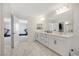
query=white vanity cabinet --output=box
[36,33,49,46]
[52,37,70,56]
[48,35,57,50]
[40,34,49,46]
[48,35,69,55]
[40,33,48,46]
[35,32,72,56]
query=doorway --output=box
[4,15,28,55]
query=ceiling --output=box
[3,3,65,19]
[10,3,62,19]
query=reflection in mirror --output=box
[37,24,43,30]
[45,5,73,33]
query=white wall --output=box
[70,4,79,50]
[0,4,4,56]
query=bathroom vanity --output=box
[35,31,73,56]
[35,4,74,56]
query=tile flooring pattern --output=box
[4,38,58,56]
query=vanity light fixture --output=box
[56,6,70,15]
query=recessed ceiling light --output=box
[40,17,45,21]
[38,15,45,21]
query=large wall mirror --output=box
[45,5,73,33]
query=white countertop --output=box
[36,31,73,38]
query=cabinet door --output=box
[44,34,49,46]
[36,33,41,42]
[55,37,70,56]
[39,33,44,43]
[39,33,45,44]
[48,35,57,50]
[35,33,38,40]
[41,34,49,46]
[48,35,54,48]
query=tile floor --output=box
[4,37,58,56]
